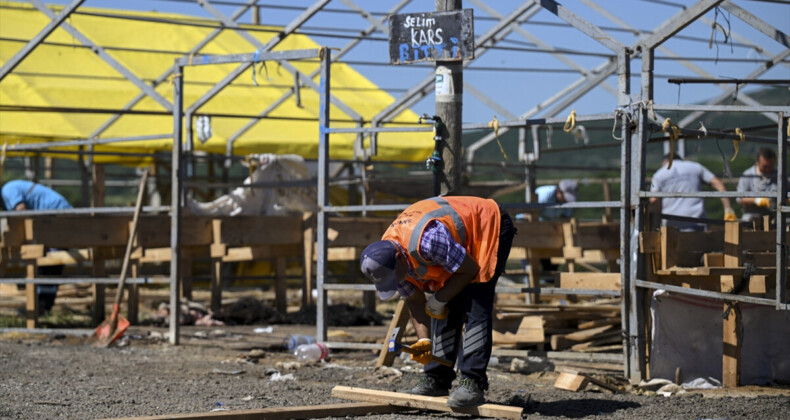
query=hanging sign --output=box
[388,9,474,64]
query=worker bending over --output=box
[360,196,515,408]
[1,180,72,312]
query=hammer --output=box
[387,327,453,367]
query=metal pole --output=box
[169,63,184,345]
[617,47,644,383]
[316,48,331,342]
[435,0,463,195]
[0,0,86,81]
[777,113,788,309]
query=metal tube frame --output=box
[170,48,325,345]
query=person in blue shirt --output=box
[536,179,577,221]
[1,180,72,312]
[533,180,577,275]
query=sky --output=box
[9,0,790,125]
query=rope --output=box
[661,118,680,169]
[563,109,576,133]
[730,127,745,161]
[488,116,508,160]
[611,109,623,141]
[243,156,258,196]
[698,121,708,138]
[169,73,182,85]
[647,99,657,121]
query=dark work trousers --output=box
[426,208,516,390]
[37,262,64,312]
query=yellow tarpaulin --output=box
[0,1,431,164]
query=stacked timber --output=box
[493,298,621,353]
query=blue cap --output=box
[360,240,399,300]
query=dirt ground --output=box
[1,322,789,420]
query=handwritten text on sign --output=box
[388,9,474,64]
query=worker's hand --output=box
[755,197,771,208]
[425,294,448,320]
[410,338,433,365]
[723,208,737,222]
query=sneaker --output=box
[446,378,485,408]
[406,375,450,396]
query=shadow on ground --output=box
[507,395,640,418]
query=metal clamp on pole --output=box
[420,114,444,196]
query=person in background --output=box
[737,147,777,225]
[536,179,577,221]
[530,179,578,275]
[649,154,736,232]
[359,196,516,408]
[1,180,72,312]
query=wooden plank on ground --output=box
[99,402,408,420]
[331,386,523,420]
[553,372,588,391]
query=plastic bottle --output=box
[294,342,329,362]
[282,334,315,351]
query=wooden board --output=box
[327,217,391,247]
[559,273,621,291]
[28,216,129,248]
[553,372,588,391]
[512,220,565,249]
[214,216,303,246]
[331,386,524,420]
[98,402,408,420]
[564,324,615,342]
[573,222,620,250]
[136,216,213,247]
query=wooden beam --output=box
[573,222,620,249]
[331,386,524,420]
[302,213,314,307]
[25,263,37,328]
[274,256,287,314]
[376,299,410,367]
[722,303,741,387]
[564,324,616,342]
[724,221,741,268]
[327,217,391,247]
[512,220,564,248]
[99,402,409,420]
[559,273,621,291]
[639,231,660,253]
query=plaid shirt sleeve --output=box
[396,278,418,299]
[419,220,466,273]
